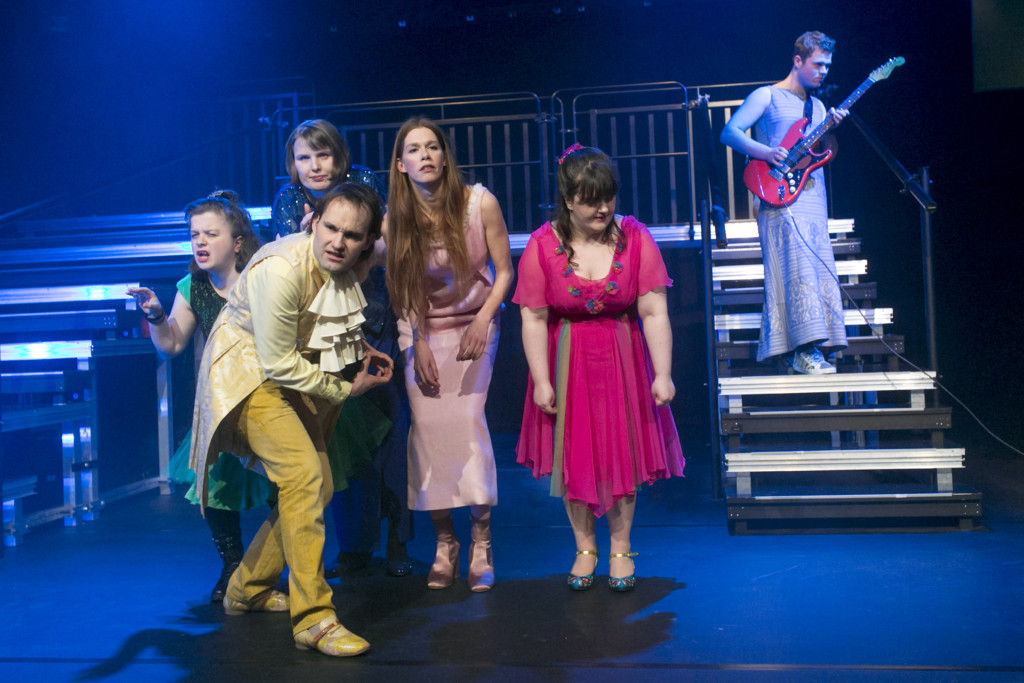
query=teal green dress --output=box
[166,273,277,510]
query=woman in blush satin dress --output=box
[385,117,513,592]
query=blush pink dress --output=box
[397,184,500,511]
[513,217,684,517]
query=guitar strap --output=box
[802,95,814,132]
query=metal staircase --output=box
[711,220,981,533]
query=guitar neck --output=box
[795,75,878,151]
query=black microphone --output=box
[814,83,839,104]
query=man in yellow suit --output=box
[190,182,393,657]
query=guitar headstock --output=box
[869,56,906,82]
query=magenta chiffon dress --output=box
[513,217,684,517]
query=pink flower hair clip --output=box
[557,142,585,164]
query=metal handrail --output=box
[5,84,704,233]
[262,91,544,129]
[551,81,687,144]
[0,124,263,226]
[548,82,694,228]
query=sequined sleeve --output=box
[271,185,308,238]
[347,165,388,207]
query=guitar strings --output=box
[781,202,1024,458]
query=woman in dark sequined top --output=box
[271,119,388,239]
[270,120,415,578]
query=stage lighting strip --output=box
[1,340,94,362]
[4,214,754,266]
[3,242,193,265]
[0,284,140,306]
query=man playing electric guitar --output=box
[720,31,849,374]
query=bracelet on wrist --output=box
[145,311,167,326]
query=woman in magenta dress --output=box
[515,144,684,592]
[386,117,513,592]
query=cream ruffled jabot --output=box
[306,270,367,372]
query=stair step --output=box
[714,259,866,284]
[718,371,935,397]
[720,406,952,434]
[2,401,96,433]
[1,476,38,502]
[714,282,877,306]
[725,489,983,534]
[712,239,861,261]
[715,335,905,360]
[1,371,68,394]
[715,308,891,331]
[725,447,964,472]
[718,218,855,241]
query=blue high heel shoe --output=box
[567,549,599,591]
[608,551,638,591]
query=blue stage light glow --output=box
[0,284,141,305]
[248,206,272,221]
[1,341,94,361]
[85,286,117,300]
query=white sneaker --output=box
[787,348,836,375]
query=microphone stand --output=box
[846,111,939,380]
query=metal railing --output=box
[5,82,718,237]
[262,92,549,233]
[1,88,315,227]
[689,81,773,223]
[552,82,694,229]
[262,85,698,234]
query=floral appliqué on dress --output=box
[556,240,625,315]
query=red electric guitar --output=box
[743,56,905,207]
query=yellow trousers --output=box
[226,381,341,635]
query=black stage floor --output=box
[2,435,1023,682]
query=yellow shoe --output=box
[222,588,289,616]
[294,617,370,657]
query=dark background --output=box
[2,0,1022,465]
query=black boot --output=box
[385,522,412,577]
[205,507,243,603]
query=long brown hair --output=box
[386,117,470,319]
[554,145,622,266]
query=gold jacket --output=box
[188,232,365,506]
